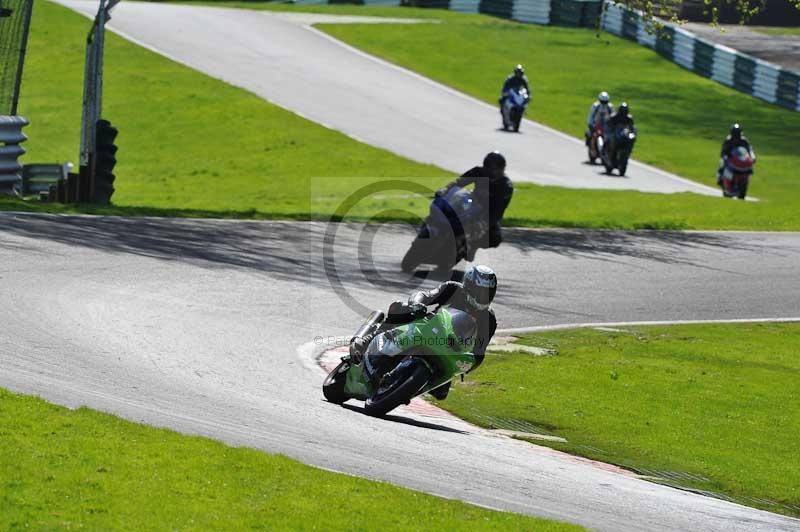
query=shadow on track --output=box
[0,213,776,287]
[340,403,469,435]
[501,227,770,272]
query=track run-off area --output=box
[2,213,800,531]
[7,1,798,530]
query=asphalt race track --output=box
[2,213,799,531]
[56,0,719,195]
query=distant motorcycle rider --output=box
[586,91,614,145]
[717,123,756,183]
[350,265,499,400]
[605,102,635,156]
[436,151,514,255]
[499,64,531,109]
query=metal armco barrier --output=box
[600,2,800,111]
[0,115,28,193]
[296,0,602,26]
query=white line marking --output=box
[500,317,800,335]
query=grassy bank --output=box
[10,1,800,230]
[16,1,449,219]
[0,388,579,530]
[437,322,800,516]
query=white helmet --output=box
[462,265,497,311]
[598,91,610,104]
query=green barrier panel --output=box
[621,9,639,40]
[580,1,602,27]
[551,0,582,26]
[479,0,514,19]
[403,0,450,6]
[776,70,800,109]
[693,40,714,78]
[733,55,756,94]
[655,24,674,60]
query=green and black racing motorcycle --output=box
[322,306,477,417]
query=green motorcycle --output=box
[322,306,477,417]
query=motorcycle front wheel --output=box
[322,360,351,404]
[618,156,629,176]
[737,181,748,199]
[364,359,431,417]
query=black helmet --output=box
[483,151,506,171]
[462,265,497,311]
[514,64,524,76]
[618,102,629,116]
[730,123,742,139]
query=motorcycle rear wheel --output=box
[322,360,350,404]
[364,359,431,417]
[738,182,748,199]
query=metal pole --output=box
[89,0,108,201]
[79,22,96,168]
[78,0,109,201]
[10,0,33,116]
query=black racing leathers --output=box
[605,112,635,156]
[349,282,496,400]
[409,281,497,369]
[440,167,514,248]
[718,135,756,180]
[501,74,531,103]
[720,135,755,159]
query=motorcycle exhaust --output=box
[351,310,385,345]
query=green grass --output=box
[15,1,450,219]
[308,8,800,228]
[0,388,580,530]
[436,322,800,515]
[10,1,800,230]
[754,26,800,36]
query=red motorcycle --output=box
[720,146,754,199]
[587,122,604,164]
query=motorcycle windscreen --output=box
[363,328,408,380]
[448,308,477,350]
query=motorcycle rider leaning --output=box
[350,265,499,401]
[499,64,531,108]
[586,91,614,145]
[717,123,756,183]
[436,151,514,254]
[605,102,635,156]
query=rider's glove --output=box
[409,303,427,317]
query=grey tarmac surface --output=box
[55,0,718,196]
[683,23,800,72]
[2,213,799,531]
